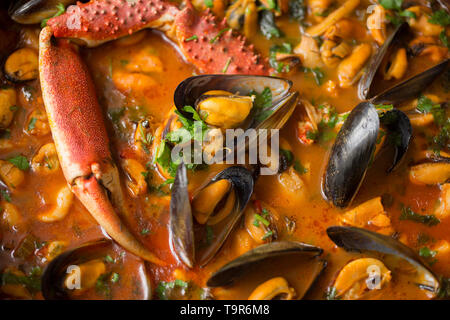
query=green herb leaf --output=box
[185,35,198,42]
[210,28,230,44]
[27,117,37,132]
[429,9,450,26]
[302,67,326,85]
[1,189,11,202]
[204,0,213,8]
[1,267,42,293]
[8,155,29,171]
[156,279,189,300]
[416,95,440,113]
[254,213,270,227]
[379,0,402,11]
[222,57,232,73]
[294,160,308,174]
[399,206,440,226]
[262,230,273,240]
[111,273,120,283]
[41,3,66,28]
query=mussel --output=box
[8,0,77,25]
[41,239,151,300]
[327,226,440,297]
[173,74,298,133]
[358,23,450,104]
[322,102,412,208]
[169,163,254,268]
[206,241,326,300]
[409,153,450,185]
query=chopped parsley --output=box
[41,3,66,27]
[155,106,208,177]
[95,273,112,298]
[416,95,440,113]
[440,30,450,49]
[1,266,42,294]
[379,0,416,25]
[7,155,29,171]
[399,206,440,227]
[210,28,230,44]
[280,149,294,166]
[104,255,115,263]
[293,160,308,174]
[302,67,326,86]
[204,0,213,8]
[429,9,450,27]
[27,117,37,132]
[141,228,151,236]
[262,230,274,240]
[253,213,270,227]
[1,189,11,202]
[111,273,120,283]
[222,57,232,73]
[419,247,438,265]
[156,279,189,300]
[249,87,274,122]
[269,43,293,74]
[185,35,198,42]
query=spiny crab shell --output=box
[46,0,271,75]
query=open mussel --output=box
[206,241,326,300]
[327,226,440,298]
[358,23,450,104]
[173,74,298,132]
[409,153,450,185]
[170,163,254,268]
[322,102,412,208]
[41,239,151,300]
[8,0,77,25]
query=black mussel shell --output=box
[173,74,294,126]
[9,0,77,24]
[206,241,323,288]
[372,59,450,104]
[169,164,254,268]
[358,23,411,101]
[359,21,449,104]
[322,102,380,208]
[327,226,440,294]
[169,162,195,268]
[41,239,151,300]
[379,109,412,172]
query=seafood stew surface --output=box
[1,0,450,300]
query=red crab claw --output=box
[39,27,164,266]
[46,0,271,74]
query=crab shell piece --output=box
[46,0,271,74]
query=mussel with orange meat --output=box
[327,226,440,299]
[170,163,254,268]
[358,22,450,104]
[41,240,152,300]
[206,241,326,300]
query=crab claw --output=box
[39,26,164,265]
